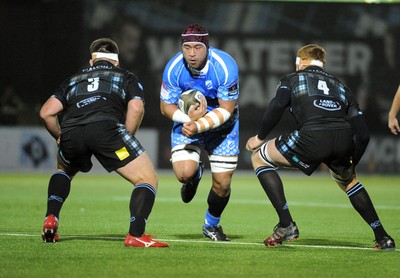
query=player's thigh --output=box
[59,127,93,173]
[252,138,292,169]
[116,151,158,188]
[89,122,146,173]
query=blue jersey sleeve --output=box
[160,53,184,104]
[210,49,239,101]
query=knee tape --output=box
[171,144,201,163]
[257,141,278,168]
[209,155,238,173]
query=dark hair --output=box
[89,38,119,54]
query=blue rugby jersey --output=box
[160,46,239,129]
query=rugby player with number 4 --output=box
[246,44,395,250]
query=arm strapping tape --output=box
[194,107,231,133]
[172,109,191,123]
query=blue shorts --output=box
[170,120,239,156]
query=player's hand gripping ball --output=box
[178,89,207,114]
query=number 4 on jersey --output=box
[317,80,330,95]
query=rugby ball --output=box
[178,89,206,114]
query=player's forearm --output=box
[257,99,287,140]
[125,110,143,136]
[388,86,400,118]
[42,115,61,140]
[126,99,144,135]
[388,101,400,118]
[160,101,177,120]
[194,107,231,133]
[349,114,370,165]
[257,90,290,140]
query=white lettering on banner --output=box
[267,40,300,72]
[361,137,400,172]
[223,39,248,70]
[146,38,178,70]
[347,44,372,75]
[147,37,373,108]
[238,74,264,106]
[324,43,344,73]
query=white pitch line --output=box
[1,232,397,252]
[111,197,400,210]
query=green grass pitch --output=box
[0,172,399,277]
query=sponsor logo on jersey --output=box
[160,82,170,99]
[183,81,195,88]
[313,99,341,111]
[228,82,239,96]
[76,95,106,108]
[205,80,213,89]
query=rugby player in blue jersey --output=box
[160,24,239,241]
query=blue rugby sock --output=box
[204,210,220,227]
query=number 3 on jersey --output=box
[76,76,111,95]
[317,80,330,95]
[87,77,100,92]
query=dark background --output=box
[1,0,399,171]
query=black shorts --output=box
[59,121,144,172]
[275,128,355,176]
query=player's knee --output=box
[330,169,356,190]
[132,171,158,189]
[211,177,232,197]
[251,147,276,169]
[175,167,197,183]
[172,160,200,183]
[250,151,261,167]
[212,185,231,197]
[171,144,201,182]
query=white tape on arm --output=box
[172,109,191,123]
[195,107,231,133]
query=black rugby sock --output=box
[129,183,156,237]
[347,182,388,240]
[46,171,71,219]
[255,167,293,227]
[207,188,231,218]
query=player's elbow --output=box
[39,106,53,122]
[160,101,167,116]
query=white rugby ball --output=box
[178,89,206,114]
